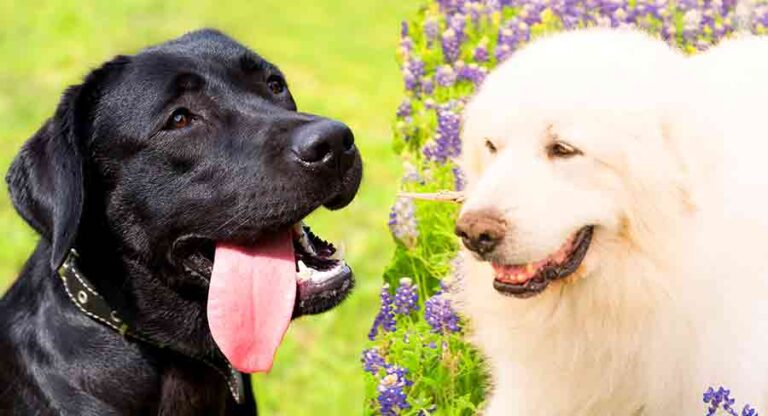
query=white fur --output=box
[456,29,768,415]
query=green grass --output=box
[0,1,417,414]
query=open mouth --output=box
[292,223,353,314]
[174,221,352,374]
[178,222,353,313]
[492,226,594,298]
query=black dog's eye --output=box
[266,75,286,95]
[484,138,498,154]
[547,141,582,159]
[165,108,192,130]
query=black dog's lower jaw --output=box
[292,223,354,316]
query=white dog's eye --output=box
[547,141,582,159]
[484,139,498,154]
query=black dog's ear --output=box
[7,89,85,271]
[6,56,130,270]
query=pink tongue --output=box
[207,230,296,373]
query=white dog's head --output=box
[457,29,716,299]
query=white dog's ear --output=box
[659,111,722,214]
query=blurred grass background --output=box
[0,0,417,414]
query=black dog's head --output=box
[6,29,362,371]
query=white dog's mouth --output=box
[492,226,594,298]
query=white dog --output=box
[454,29,768,415]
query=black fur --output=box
[0,29,362,415]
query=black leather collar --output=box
[57,249,245,403]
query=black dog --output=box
[0,29,362,415]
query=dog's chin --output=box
[490,226,594,298]
[169,222,354,318]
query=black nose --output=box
[455,210,507,256]
[291,119,356,172]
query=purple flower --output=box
[424,17,440,46]
[399,36,414,57]
[743,405,759,416]
[467,1,487,23]
[423,107,461,163]
[448,13,467,43]
[555,0,588,28]
[436,0,465,13]
[636,0,665,19]
[396,99,413,119]
[369,284,397,340]
[441,28,461,63]
[422,76,435,94]
[408,57,426,80]
[456,62,488,85]
[435,64,457,87]
[677,0,698,11]
[362,348,387,374]
[453,165,466,191]
[497,25,515,48]
[519,1,547,25]
[394,277,419,315]
[377,365,413,416]
[683,9,704,39]
[495,19,529,62]
[660,20,677,41]
[483,0,504,12]
[473,38,490,62]
[495,42,513,61]
[702,386,757,416]
[388,197,418,246]
[436,0,454,12]
[757,5,768,28]
[424,292,461,333]
[402,161,421,184]
[403,68,418,92]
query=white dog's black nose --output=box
[291,119,356,173]
[455,210,506,255]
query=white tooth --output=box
[297,270,311,281]
[297,261,311,281]
[525,264,534,273]
[296,226,316,255]
[304,236,316,255]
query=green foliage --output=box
[365,2,495,413]
[364,317,487,416]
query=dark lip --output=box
[291,224,354,317]
[493,226,594,298]
[293,265,354,318]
